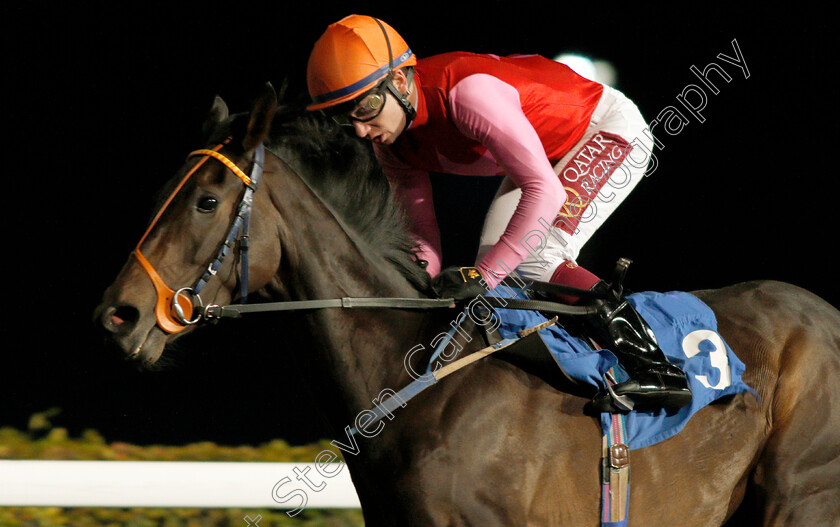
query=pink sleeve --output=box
[449,74,567,288]
[374,145,443,278]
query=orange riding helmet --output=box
[307,15,417,122]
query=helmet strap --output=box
[386,69,416,130]
[371,16,416,130]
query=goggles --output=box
[327,81,389,127]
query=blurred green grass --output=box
[0,507,365,527]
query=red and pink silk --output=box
[375,52,603,288]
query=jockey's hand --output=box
[432,266,488,301]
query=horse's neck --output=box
[265,168,430,429]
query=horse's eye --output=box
[197,196,218,213]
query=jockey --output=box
[306,14,691,413]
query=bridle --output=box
[133,139,264,334]
[133,139,597,336]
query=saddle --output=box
[478,258,627,408]
[350,260,753,526]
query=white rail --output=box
[0,460,360,508]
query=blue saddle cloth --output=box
[490,288,754,450]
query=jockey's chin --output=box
[373,132,396,145]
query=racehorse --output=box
[95,83,840,526]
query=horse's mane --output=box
[225,104,431,292]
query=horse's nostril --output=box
[104,305,140,332]
[114,305,139,325]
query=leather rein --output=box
[133,140,597,335]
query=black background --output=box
[5,3,835,447]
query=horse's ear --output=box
[203,95,229,139]
[242,82,278,152]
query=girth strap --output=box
[601,372,631,526]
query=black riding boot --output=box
[584,261,692,413]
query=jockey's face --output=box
[351,70,412,145]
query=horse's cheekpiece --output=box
[133,139,265,334]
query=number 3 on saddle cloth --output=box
[490,287,755,525]
[489,287,756,450]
